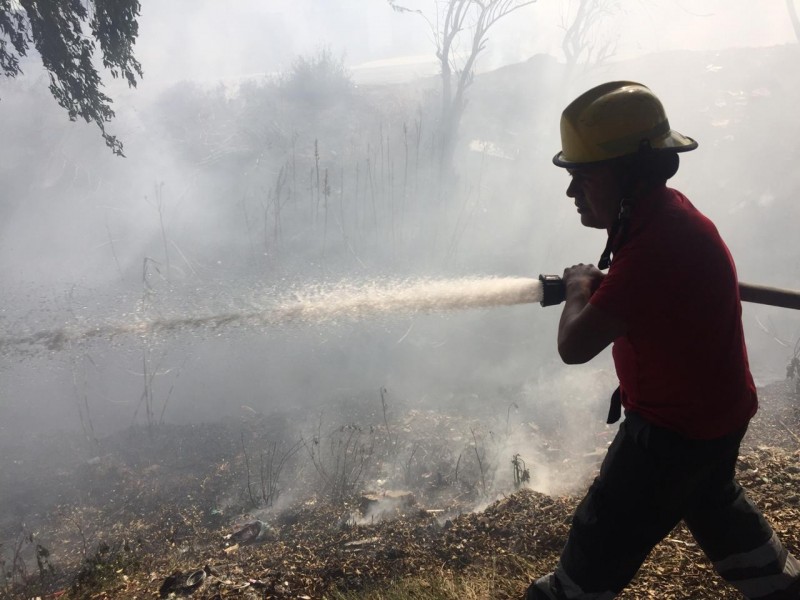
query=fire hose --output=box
[538,275,800,311]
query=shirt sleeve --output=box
[589,241,651,326]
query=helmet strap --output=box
[598,196,632,270]
[598,142,651,270]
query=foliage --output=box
[306,422,376,505]
[0,0,143,155]
[0,532,56,598]
[278,46,353,108]
[241,432,302,509]
[70,540,138,596]
[511,453,530,488]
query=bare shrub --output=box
[304,422,376,505]
[279,46,353,108]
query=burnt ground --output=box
[0,381,798,600]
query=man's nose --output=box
[566,178,578,198]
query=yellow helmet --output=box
[553,81,697,168]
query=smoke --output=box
[1,0,799,528]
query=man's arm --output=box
[558,264,627,364]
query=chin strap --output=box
[599,141,656,270]
[597,196,633,270]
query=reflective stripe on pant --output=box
[686,475,800,599]
[552,412,799,598]
[711,531,800,599]
[527,572,614,600]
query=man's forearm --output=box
[557,278,595,363]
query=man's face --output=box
[566,164,621,230]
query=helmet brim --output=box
[553,135,699,169]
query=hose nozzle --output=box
[539,274,565,307]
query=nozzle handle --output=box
[739,282,800,311]
[538,277,800,310]
[539,274,566,307]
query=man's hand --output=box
[563,263,606,297]
[557,263,627,364]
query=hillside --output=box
[2,44,800,599]
[1,380,797,599]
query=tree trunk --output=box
[788,0,800,42]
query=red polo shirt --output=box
[589,186,757,439]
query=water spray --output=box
[1,275,799,357]
[0,277,545,356]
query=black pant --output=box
[559,411,775,595]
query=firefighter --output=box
[526,82,800,599]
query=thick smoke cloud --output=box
[1,1,798,508]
